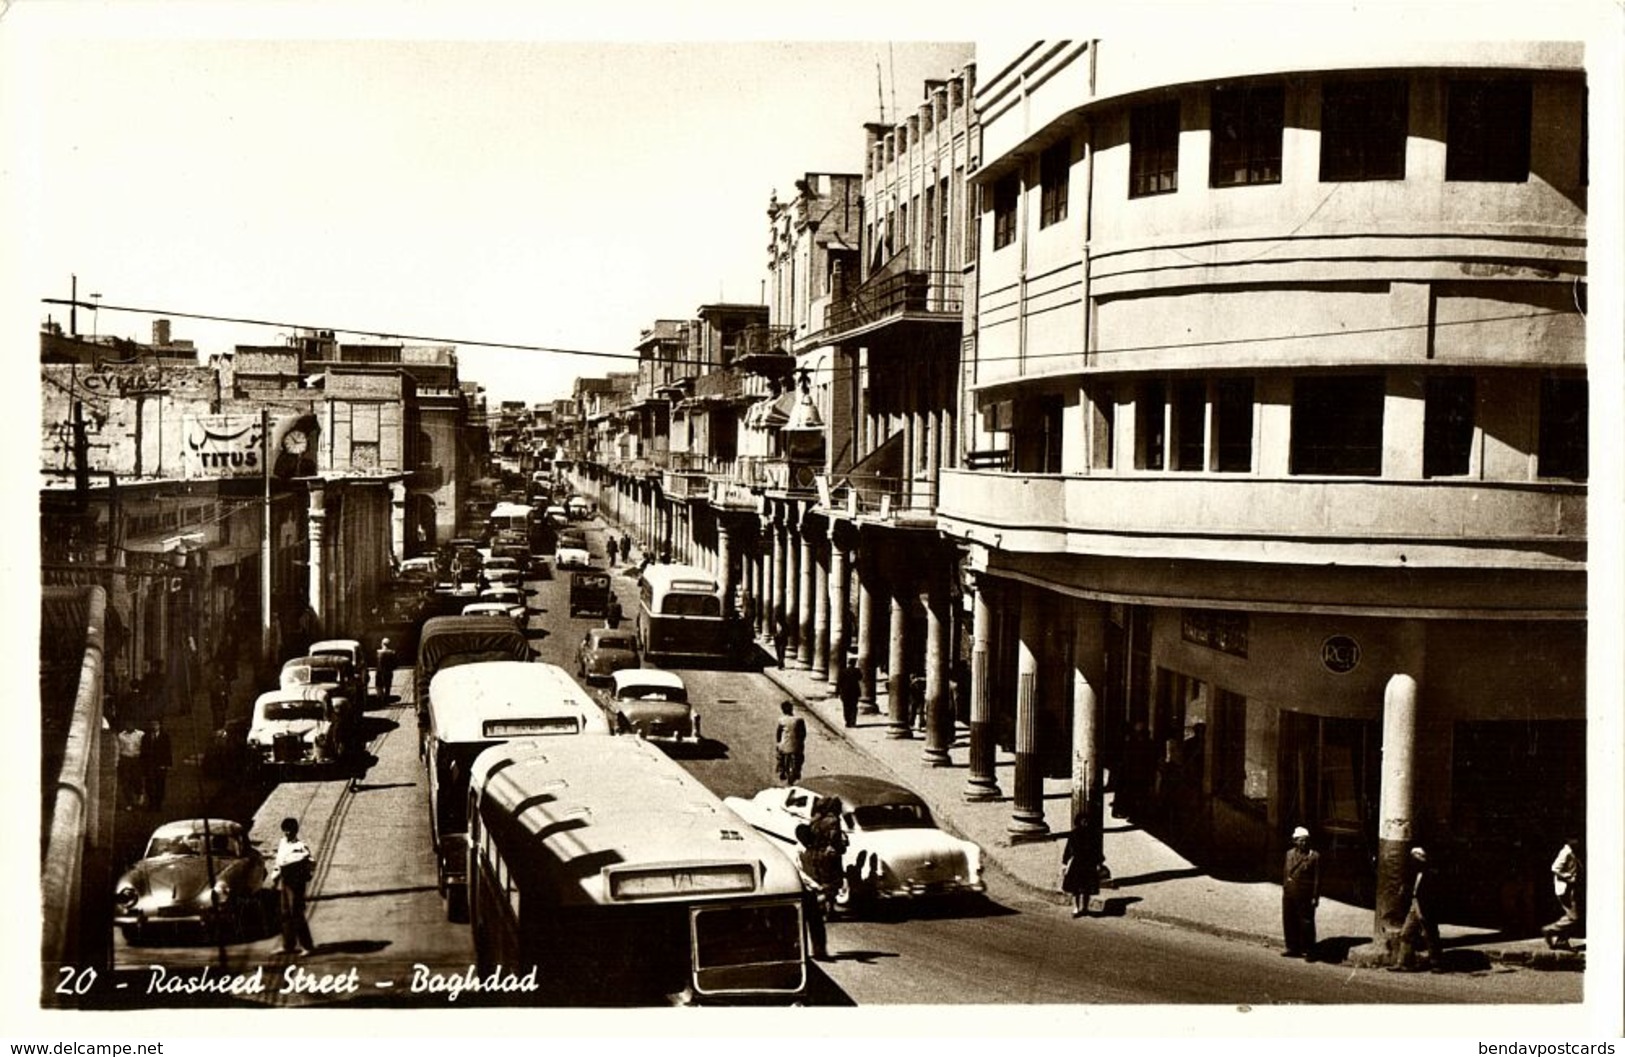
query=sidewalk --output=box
[757,651,1583,974]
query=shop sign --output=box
[1321,634,1361,674]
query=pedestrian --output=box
[908,673,926,731]
[797,796,847,960]
[1060,817,1106,918]
[949,656,971,725]
[608,535,621,566]
[1393,845,1446,973]
[836,661,862,728]
[772,615,790,669]
[143,720,173,811]
[604,597,624,630]
[374,637,397,702]
[271,817,317,956]
[1114,719,1155,820]
[116,721,145,810]
[774,700,806,785]
[1545,835,1584,949]
[1281,825,1322,960]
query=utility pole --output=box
[261,408,274,670]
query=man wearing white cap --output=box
[1281,825,1322,960]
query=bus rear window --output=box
[691,902,803,971]
[660,594,720,617]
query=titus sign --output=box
[183,414,265,477]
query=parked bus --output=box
[634,563,732,666]
[425,661,609,921]
[466,734,809,1005]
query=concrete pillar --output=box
[1374,673,1419,961]
[1071,605,1104,873]
[796,523,816,670]
[828,539,850,690]
[965,579,1000,800]
[886,588,911,739]
[717,520,736,619]
[902,409,918,510]
[812,534,830,679]
[784,517,802,663]
[921,578,951,766]
[1009,592,1049,839]
[856,554,879,714]
[771,518,788,638]
[389,481,407,562]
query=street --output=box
[101,522,1582,1008]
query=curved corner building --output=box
[941,40,1586,921]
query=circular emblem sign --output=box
[1321,635,1361,674]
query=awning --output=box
[746,391,796,430]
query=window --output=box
[1090,384,1116,470]
[1130,100,1180,197]
[1137,380,1166,470]
[1290,375,1385,476]
[1213,690,1270,814]
[1320,79,1408,181]
[1446,79,1531,182]
[1214,378,1255,472]
[1040,139,1070,227]
[1210,84,1284,187]
[1013,394,1064,473]
[1172,379,1206,471]
[992,173,1019,250]
[1423,376,1476,478]
[1538,376,1588,480]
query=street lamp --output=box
[89,293,102,341]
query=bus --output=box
[634,563,733,666]
[425,661,610,921]
[487,501,535,544]
[466,735,809,1005]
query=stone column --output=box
[827,535,850,690]
[886,587,911,739]
[1009,590,1049,839]
[717,519,736,619]
[389,481,407,562]
[856,551,879,714]
[921,577,951,766]
[796,520,816,670]
[306,486,327,633]
[1374,673,1420,962]
[812,533,830,679]
[965,578,1001,800]
[1071,602,1105,878]
[771,517,788,643]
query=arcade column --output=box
[1009,589,1049,840]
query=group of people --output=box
[115,718,173,811]
[794,795,847,962]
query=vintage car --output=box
[723,775,985,909]
[114,819,268,943]
[462,600,524,629]
[576,627,640,684]
[556,543,591,570]
[543,505,569,528]
[566,496,591,520]
[398,556,439,582]
[478,585,528,622]
[483,556,523,586]
[605,668,697,743]
[248,685,354,768]
[567,569,612,617]
[308,638,367,704]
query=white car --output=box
[462,601,524,628]
[724,775,985,910]
[483,556,523,586]
[556,545,591,569]
[247,686,351,767]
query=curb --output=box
[760,663,1587,973]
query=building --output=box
[937,40,1586,926]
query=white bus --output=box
[466,735,810,1005]
[425,661,609,921]
[634,563,734,666]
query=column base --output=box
[886,722,914,740]
[858,700,880,716]
[964,777,1002,801]
[922,747,951,767]
[1007,815,1050,842]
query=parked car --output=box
[544,505,569,528]
[566,496,591,520]
[308,638,367,704]
[605,668,697,744]
[557,544,591,570]
[723,775,985,910]
[279,654,353,705]
[114,819,268,943]
[576,627,640,684]
[248,685,354,769]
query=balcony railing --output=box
[830,472,938,522]
[739,323,793,358]
[825,270,963,337]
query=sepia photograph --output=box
[7,0,1622,1047]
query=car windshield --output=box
[850,802,933,830]
[146,833,241,858]
[596,634,636,650]
[286,666,340,684]
[263,700,326,721]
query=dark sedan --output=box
[114,819,268,943]
[577,627,640,684]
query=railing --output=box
[738,323,793,358]
[825,270,963,335]
[840,472,938,520]
[691,369,746,401]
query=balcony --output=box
[935,469,1586,570]
[735,324,795,377]
[822,269,963,343]
[820,472,938,525]
[663,451,711,500]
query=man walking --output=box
[774,700,806,785]
[1281,825,1321,960]
[836,661,862,728]
[143,720,174,811]
[374,638,397,703]
[271,817,317,956]
[116,721,145,810]
[1393,846,1446,972]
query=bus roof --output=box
[429,661,609,742]
[491,502,534,518]
[469,736,803,907]
[637,563,721,592]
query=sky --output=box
[7,7,972,406]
